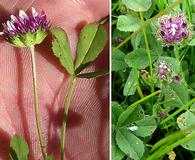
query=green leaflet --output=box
[125,48,158,69]
[9,135,29,160]
[122,0,152,12]
[189,38,195,46]
[170,82,189,105]
[116,128,145,160]
[117,15,141,32]
[177,111,195,151]
[47,155,54,160]
[123,68,139,96]
[75,23,107,73]
[112,101,125,125]
[133,116,157,137]
[50,27,74,76]
[112,47,128,71]
[117,105,144,127]
[112,132,125,160]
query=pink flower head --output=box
[157,13,191,46]
[157,62,171,79]
[0,7,48,47]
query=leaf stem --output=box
[60,77,77,160]
[139,12,154,93]
[29,45,47,160]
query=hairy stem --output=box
[30,45,47,160]
[60,77,77,160]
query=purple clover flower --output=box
[172,75,181,82]
[157,13,191,46]
[157,62,171,79]
[0,7,48,47]
[159,112,167,119]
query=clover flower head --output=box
[159,112,167,119]
[157,62,171,79]
[157,13,191,46]
[172,75,180,82]
[0,7,48,47]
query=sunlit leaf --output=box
[75,23,107,73]
[9,135,29,160]
[50,28,74,76]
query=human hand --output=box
[0,0,109,159]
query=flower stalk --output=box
[30,45,47,160]
[60,77,77,160]
[0,8,49,159]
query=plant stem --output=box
[186,0,192,22]
[29,45,47,160]
[174,45,180,60]
[118,90,160,126]
[60,77,77,160]
[139,12,154,93]
[147,133,195,160]
[127,90,160,112]
[160,98,195,125]
[136,83,144,99]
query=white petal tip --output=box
[32,7,38,17]
[10,15,18,22]
[19,10,28,19]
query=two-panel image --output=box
[0,0,194,160]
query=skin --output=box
[0,0,109,159]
